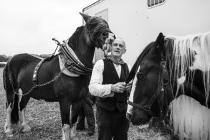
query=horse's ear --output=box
[155,32,165,48]
[80,12,91,23]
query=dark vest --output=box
[96,59,129,112]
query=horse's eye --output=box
[102,32,108,37]
[137,72,145,80]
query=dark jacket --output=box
[96,59,129,112]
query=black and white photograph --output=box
[0,0,210,139]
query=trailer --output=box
[83,0,210,66]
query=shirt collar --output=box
[107,55,125,65]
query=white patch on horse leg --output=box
[19,108,31,132]
[127,66,140,115]
[70,125,76,138]
[4,104,13,137]
[18,88,23,105]
[18,89,31,132]
[62,124,71,140]
[62,104,78,140]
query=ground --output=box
[0,68,173,140]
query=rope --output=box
[16,67,66,97]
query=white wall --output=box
[84,0,210,66]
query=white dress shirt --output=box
[88,59,122,98]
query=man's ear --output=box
[79,12,91,23]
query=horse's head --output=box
[80,13,112,49]
[126,33,174,125]
[65,13,112,69]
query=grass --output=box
[0,68,173,140]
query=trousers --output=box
[96,106,129,140]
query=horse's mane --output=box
[126,42,155,83]
[166,32,210,106]
[67,26,84,50]
[86,16,110,36]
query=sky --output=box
[0,0,96,56]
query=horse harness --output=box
[23,38,93,97]
[33,39,92,80]
[58,40,92,75]
[127,59,170,115]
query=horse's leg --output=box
[4,103,13,137]
[18,89,31,132]
[4,90,22,136]
[59,100,75,140]
[3,65,16,137]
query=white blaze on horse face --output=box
[127,66,141,114]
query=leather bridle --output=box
[127,58,170,115]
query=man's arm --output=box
[88,60,114,98]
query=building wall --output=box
[84,0,210,66]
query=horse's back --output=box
[9,53,41,69]
[6,53,42,90]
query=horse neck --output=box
[68,26,95,68]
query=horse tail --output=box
[3,59,19,124]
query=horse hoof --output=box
[6,132,14,138]
[5,127,14,137]
[70,126,76,138]
[62,124,71,140]
[20,124,31,132]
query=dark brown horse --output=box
[3,13,111,140]
[126,32,210,138]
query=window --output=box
[147,0,166,8]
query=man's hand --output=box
[125,81,132,93]
[111,82,126,93]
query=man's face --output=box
[111,38,126,58]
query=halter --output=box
[127,57,169,116]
